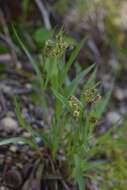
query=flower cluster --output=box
[83,87,101,104]
[44,31,69,58]
[54,32,69,57]
[68,96,82,118]
[44,39,55,57]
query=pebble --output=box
[107,111,122,124]
[4,170,22,188]
[21,145,29,153]
[25,83,32,89]
[0,84,11,94]
[35,137,44,147]
[16,163,23,169]
[7,111,15,117]
[28,150,35,157]
[113,88,125,101]
[109,58,119,71]
[0,117,19,132]
[101,74,114,90]
[9,145,17,153]
[0,187,9,190]
[22,131,31,138]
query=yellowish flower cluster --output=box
[44,31,69,58]
[54,32,69,57]
[83,87,101,104]
[68,96,82,118]
[44,39,54,57]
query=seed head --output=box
[44,31,69,58]
[68,96,82,118]
[83,87,101,104]
[73,110,80,118]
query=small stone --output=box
[109,58,119,71]
[22,155,29,161]
[4,170,22,188]
[0,187,8,190]
[22,132,31,138]
[9,145,17,153]
[16,163,23,169]
[28,150,35,157]
[0,85,11,94]
[35,137,44,147]
[107,111,122,124]
[113,88,125,101]
[0,117,18,132]
[7,111,15,117]
[21,146,29,153]
[25,83,32,89]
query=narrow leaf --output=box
[12,26,42,82]
[74,155,85,190]
[65,38,86,75]
[91,90,111,119]
[52,89,67,105]
[0,137,24,145]
[67,64,94,97]
[14,98,42,140]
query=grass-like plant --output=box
[0,29,112,189]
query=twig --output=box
[34,0,51,30]
[61,179,70,190]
